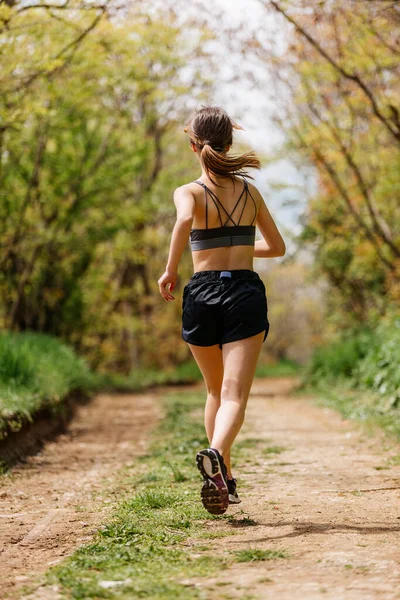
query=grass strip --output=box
[232,549,288,562]
[296,378,400,440]
[255,358,303,378]
[17,386,289,599]
[34,391,233,599]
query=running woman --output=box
[158,105,286,515]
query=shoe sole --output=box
[196,449,229,515]
[229,494,242,504]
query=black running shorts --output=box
[182,269,270,349]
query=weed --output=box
[263,445,286,456]
[236,437,266,449]
[232,548,287,562]
[164,461,188,482]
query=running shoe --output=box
[227,477,242,504]
[195,447,229,515]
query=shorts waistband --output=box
[190,269,260,282]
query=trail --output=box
[0,390,162,598]
[1,378,400,599]
[189,377,400,599]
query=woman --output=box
[158,105,286,515]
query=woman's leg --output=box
[187,343,233,477]
[210,331,264,456]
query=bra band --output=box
[190,232,255,251]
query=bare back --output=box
[187,176,260,272]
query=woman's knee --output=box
[221,376,248,403]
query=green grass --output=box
[9,353,293,597]
[262,445,286,456]
[0,331,97,439]
[103,357,299,392]
[234,438,287,465]
[23,388,289,598]
[255,358,302,378]
[24,390,240,599]
[0,330,203,445]
[0,326,300,449]
[232,549,288,562]
[235,437,267,449]
[297,378,400,439]
[297,315,400,440]
[97,360,203,391]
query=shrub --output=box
[304,326,375,383]
[352,317,400,406]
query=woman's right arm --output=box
[252,184,286,258]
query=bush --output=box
[352,317,400,406]
[304,326,375,384]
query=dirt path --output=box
[0,391,162,598]
[1,378,400,600]
[189,377,400,599]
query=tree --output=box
[254,0,400,324]
[0,1,215,371]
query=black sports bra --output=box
[189,178,257,251]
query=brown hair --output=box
[184,105,261,187]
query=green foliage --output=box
[276,2,400,326]
[262,446,286,456]
[0,1,212,373]
[302,314,400,436]
[172,360,202,382]
[352,317,400,406]
[0,331,95,437]
[304,315,400,404]
[304,326,375,382]
[0,331,208,442]
[255,358,302,377]
[96,360,202,392]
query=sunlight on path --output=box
[190,377,400,600]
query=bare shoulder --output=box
[247,181,273,221]
[173,182,198,198]
[245,179,263,203]
[173,184,196,219]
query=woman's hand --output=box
[158,270,178,302]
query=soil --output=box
[0,390,162,599]
[1,377,400,600]
[0,392,92,468]
[186,377,400,599]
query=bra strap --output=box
[236,180,249,226]
[193,180,222,228]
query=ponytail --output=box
[200,143,261,187]
[184,105,261,187]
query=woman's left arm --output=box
[158,186,195,302]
